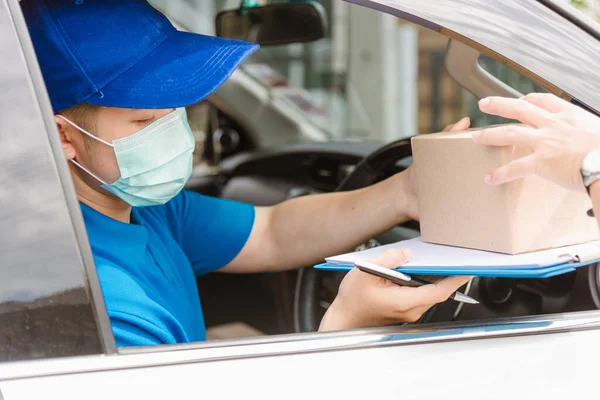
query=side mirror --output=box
[215,1,327,46]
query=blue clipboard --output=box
[314,261,592,278]
[316,237,600,278]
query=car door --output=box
[2,0,600,399]
[0,0,115,363]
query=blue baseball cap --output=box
[22,0,259,112]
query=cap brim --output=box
[85,31,259,109]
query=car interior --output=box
[143,0,600,340]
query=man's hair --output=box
[60,103,99,133]
[60,103,100,152]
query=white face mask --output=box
[58,107,195,207]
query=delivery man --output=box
[23,0,470,347]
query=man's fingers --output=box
[443,117,471,132]
[415,276,472,306]
[367,248,412,270]
[431,275,472,295]
[399,276,472,309]
[472,124,537,148]
[479,97,555,128]
[522,93,570,114]
[403,305,432,323]
[485,155,537,185]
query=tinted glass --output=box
[0,0,107,362]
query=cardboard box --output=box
[411,128,600,254]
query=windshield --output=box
[150,0,376,140]
[150,0,597,142]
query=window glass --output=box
[465,55,548,128]
[1,0,106,362]
[150,0,558,141]
[133,0,600,349]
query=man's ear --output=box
[54,115,77,160]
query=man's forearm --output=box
[262,170,414,271]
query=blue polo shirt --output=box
[81,190,255,347]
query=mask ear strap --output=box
[70,159,109,186]
[56,114,114,147]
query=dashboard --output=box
[202,141,385,205]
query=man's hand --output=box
[318,249,472,331]
[400,117,471,221]
[472,93,600,192]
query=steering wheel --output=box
[293,138,421,333]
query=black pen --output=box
[355,260,479,304]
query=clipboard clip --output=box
[557,253,577,264]
[558,249,600,264]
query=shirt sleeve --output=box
[163,190,255,276]
[111,317,166,347]
[97,262,186,347]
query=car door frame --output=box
[2,312,600,399]
[0,0,116,363]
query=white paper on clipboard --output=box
[325,237,600,270]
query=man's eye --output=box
[135,116,155,125]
